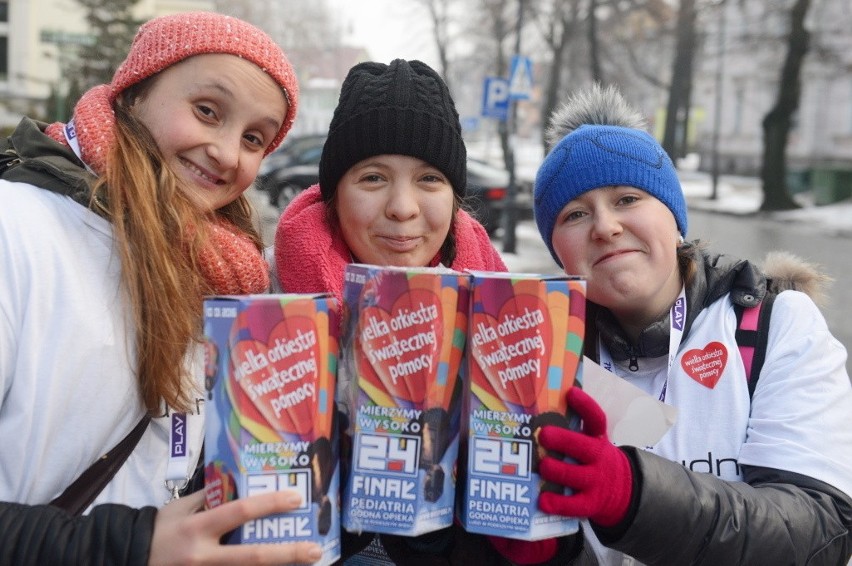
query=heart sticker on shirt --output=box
[680,341,728,388]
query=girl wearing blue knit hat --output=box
[500,84,852,565]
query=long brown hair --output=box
[93,88,262,414]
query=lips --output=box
[180,157,224,186]
[594,249,637,266]
[378,235,422,252]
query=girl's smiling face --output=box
[132,53,288,211]
[335,154,455,267]
[551,185,683,328]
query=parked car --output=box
[464,157,510,235]
[255,134,326,208]
[257,134,527,235]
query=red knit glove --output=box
[487,536,557,565]
[537,386,633,527]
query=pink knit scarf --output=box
[46,85,269,295]
[274,185,507,307]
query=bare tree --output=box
[759,0,810,211]
[661,0,697,160]
[529,0,581,150]
[587,0,603,83]
[414,0,455,87]
[476,0,515,170]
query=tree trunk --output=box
[423,0,452,90]
[587,0,602,84]
[662,0,697,160]
[541,0,578,151]
[760,0,810,211]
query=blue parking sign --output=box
[481,77,509,121]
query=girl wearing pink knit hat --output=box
[0,11,320,565]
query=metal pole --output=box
[502,0,524,254]
[710,0,728,200]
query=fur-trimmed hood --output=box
[761,250,831,307]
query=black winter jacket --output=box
[0,502,156,566]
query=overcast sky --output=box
[327,0,439,67]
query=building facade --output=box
[0,0,213,129]
[691,0,852,176]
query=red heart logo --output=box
[204,461,236,509]
[470,280,553,411]
[358,285,443,407]
[680,342,728,389]
[230,310,320,437]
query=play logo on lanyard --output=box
[681,341,728,388]
[672,295,686,331]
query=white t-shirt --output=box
[0,182,204,509]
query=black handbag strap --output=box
[50,415,151,516]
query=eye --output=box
[558,208,586,224]
[243,132,265,149]
[616,194,640,206]
[359,172,386,184]
[420,172,446,184]
[195,104,217,121]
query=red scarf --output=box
[274,184,507,307]
[45,84,268,295]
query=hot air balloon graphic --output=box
[204,460,237,509]
[345,266,469,508]
[469,276,587,420]
[223,296,338,533]
[470,277,554,415]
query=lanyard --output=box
[599,286,686,402]
[63,120,98,176]
[165,411,190,502]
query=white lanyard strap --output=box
[599,286,686,402]
[63,120,97,176]
[165,411,190,501]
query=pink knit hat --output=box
[111,11,298,150]
[47,11,298,174]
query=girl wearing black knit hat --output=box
[274,59,505,306]
[273,59,510,565]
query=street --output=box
[687,209,851,371]
[254,187,851,373]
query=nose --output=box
[385,182,420,221]
[206,131,241,171]
[590,207,623,240]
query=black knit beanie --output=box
[319,59,467,200]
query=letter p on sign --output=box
[481,77,509,121]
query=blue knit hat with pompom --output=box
[534,87,687,267]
